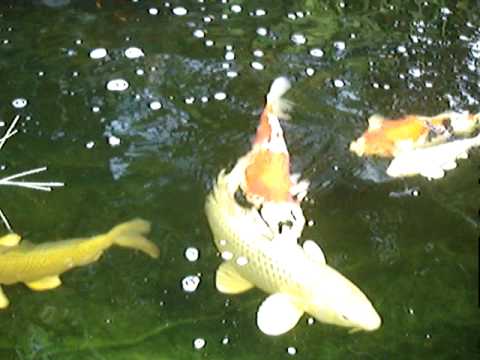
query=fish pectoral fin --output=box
[303,240,326,264]
[0,233,22,247]
[25,276,62,291]
[257,293,304,336]
[216,262,254,294]
[0,286,9,309]
[420,166,445,179]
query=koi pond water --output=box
[0,0,479,359]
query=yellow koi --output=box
[0,218,159,308]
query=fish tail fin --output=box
[266,76,293,119]
[107,219,159,258]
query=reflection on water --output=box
[0,0,479,359]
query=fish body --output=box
[0,219,159,308]
[386,133,480,178]
[239,77,309,239]
[349,111,474,157]
[205,164,381,335]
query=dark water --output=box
[0,0,479,359]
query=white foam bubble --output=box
[310,48,324,57]
[193,29,205,38]
[251,61,264,70]
[193,338,206,350]
[89,48,107,59]
[106,78,129,92]
[149,101,162,110]
[172,6,187,16]
[256,27,268,36]
[182,275,201,292]
[254,9,266,16]
[11,98,27,109]
[287,347,297,355]
[225,51,235,60]
[253,49,264,57]
[108,135,121,147]
[124,47,144,59]
[305,67,315,76]
[236,256,248,266]
[214,92,227,101]
[291,33,307,45]
[185,247,199,262]
[148,7,159,15]
[231,4,242,13]
[333,79,345,88]
[85,141,95,149]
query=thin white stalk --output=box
[0,115,20,150]
[0,167,64,191]
[0,208,12,232]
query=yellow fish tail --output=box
[107,219,159,258]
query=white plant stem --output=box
[0,208,12,232]
[0,166,64,191]
[0,115,20,150]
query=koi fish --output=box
[350,111,480,157]
[205,161,381,335]
[386,133,480,179]
[0,218,159,309]
[238,77,309,239]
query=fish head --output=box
[306,266,382,332]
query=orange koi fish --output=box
[350,111,480,157]
[236,77,309,239]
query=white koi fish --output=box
[386,133,480,179]
[205,159,382,335]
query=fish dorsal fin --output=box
[303,240,326,264]
[257,293,304,336]
[367,115,384,130]
[215,262,254,294]
[0,233,21,247]
[25,276,62,291]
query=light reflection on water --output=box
[0,0,479,359]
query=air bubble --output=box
[182,275,201,292]
[214,92,227,101]
[256,27,268,36]
[89,48,107,59]
[149,101,162,110]
[236,256,248,266]
[193,29,205,38]
[106,79,129,92]
[333,79,345,88]
[251,61,264,70]
[148,8,159,15]
[291,33,307,45]
[193,338,206,349]
[108,135,121,147]
[225,51,235,61]
[231,5,242,13]
[253,49,264,57]
[11,98,27,109]
[254,9,266,16]
[287,347,297,355]
[185,247,199,262]
[310,48,324,57]
[85,141,95,149]
[305,68,315,76]
[172,6,187,16]
[124,47,144,59]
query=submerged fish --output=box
[205,161,381,335]
[238,77,309,239]
[350,111,479,157]
[386,133,480,179]
[0,218,159,308]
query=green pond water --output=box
[0,0,479,359]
